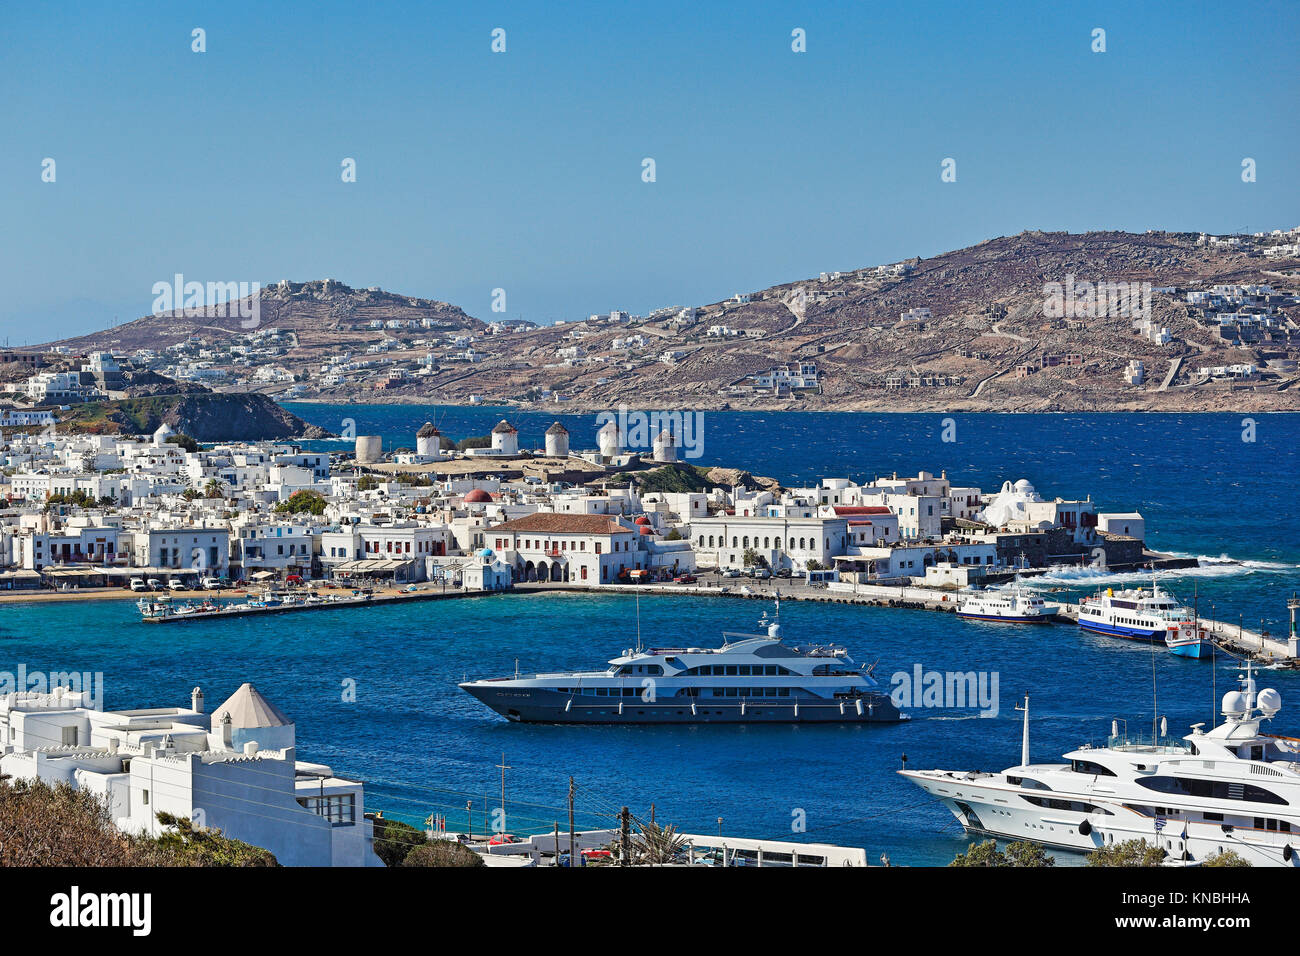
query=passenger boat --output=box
[956,582,1058,623]
[1077,579,1193,642]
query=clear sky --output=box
[1,0,1296,342]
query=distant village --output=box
[0,415,1158,594]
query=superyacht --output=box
[459,597,905,724]
[900,665,1300,866]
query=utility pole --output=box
[466,799,473,838]
[496,752,511,835]
[620,806,631,867]
[568,777,576,866]
[553,820,561,867]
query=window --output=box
[298,793,356,826]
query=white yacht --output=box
[460,598,905,725]
[900,666,1300,866]
[1077,580,1193,642]
[956,582,1059,623]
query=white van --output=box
[129,578,148,592]
[201,577,224,590]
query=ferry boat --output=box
[956,582,1059,623]
[458,598,905,725]
[1076,580,1193,642]
[900,665,1300,866]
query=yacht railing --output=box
[1104,733,1192,754]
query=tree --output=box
[631,821,688,865]
[1201,850,1251,867]
[1005,840,1054,867]
[356,474,380,492]
[402,841,485,867]
[371,816,429,867]
[164,433,200,453]
[275,490,327,515]
[149,812,278,866]
[1086,839,1167,867]
[949,839,1053,867]
[806,558,825,572]
[204,478,226,499]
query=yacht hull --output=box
[957,611,1056,624]
[901,770,1300,866]
[460,684,905,724]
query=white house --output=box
[0,683,383,867]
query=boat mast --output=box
[1015,694,1029,766]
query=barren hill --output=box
[31,231,1300,412]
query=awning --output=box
[331,559,412,574]
[250,571,277,580]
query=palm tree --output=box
[631,821,688,865]
[203,478,226,499]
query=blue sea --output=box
[6,408,1298,865]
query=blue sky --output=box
[1,0,1296,342]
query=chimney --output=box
[220,712,232,749]
[243,741,259,756]
[191,686,204,714]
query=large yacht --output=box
[900,665,1300,866]
[459,598,905,724]
[1077,580,1193,642]
[956,582,1059,623]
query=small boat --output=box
[957,581,1058,623]
[1165,621,1217,659]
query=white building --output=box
[0,683,383,867]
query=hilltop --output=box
[31,231,1300,412]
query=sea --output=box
[4,407,1297,865]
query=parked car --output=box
[752,568,771,580]
[775,568,792,578]
[166,579,186,591]
[146,578,163,591]
[722,569,741,578]
[129,578,148,592]
[201,577,225,590]
[673,574,697,584]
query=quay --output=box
[85,573,1300,665]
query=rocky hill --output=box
[43,279,482,354]
[57,393,330,441]
[32,231,1300,411]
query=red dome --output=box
[638,526,655,535]
[464,489,492,503]
[634,515,651,525]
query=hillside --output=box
[44,279,483,354]
[32,231,1300,412]
[57,392,331,441]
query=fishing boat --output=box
[1165,620,1217,659]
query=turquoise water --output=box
[8,408,1300,864]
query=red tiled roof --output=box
[491,513,632,535]
[832,506,892,516]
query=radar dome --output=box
[1258,688,1282,716]
[1221,691,1248,717]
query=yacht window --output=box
[725,666,737,676]
[738,666,751,676]
[1070,759,1117,777]
[778,689,790,697]
[1136,776,1287,805]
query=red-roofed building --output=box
[489,512,645,584]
